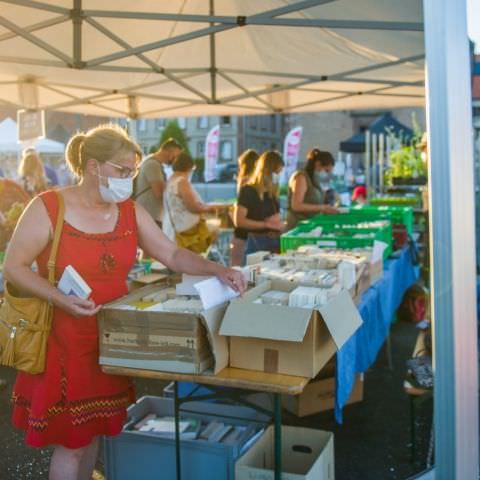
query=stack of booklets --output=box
[131,415,257,445]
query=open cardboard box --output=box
[219,279,362,378]
[98,283,228,375]
[236,425,334,480]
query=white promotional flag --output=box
[204,125,220,182]
[282,126,303,185]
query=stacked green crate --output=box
[280,221,392,258]
[369,196,419,207]
[349,205,414,234]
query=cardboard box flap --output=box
[316,289,363,349]
[200,305,229,374]
[220,298,313,342]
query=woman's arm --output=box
[177,178,213,214]
[234,204,266,230]
[136,202,246,292]
[290,174,338,215]
[3,197,101,317]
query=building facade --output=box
[132,114,286,164]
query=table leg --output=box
[273,393,282,480]
[174,381,182,480]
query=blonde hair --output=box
[66,124,142,176]
[18,151,48,193]
[248,150,284,199]
[237,149,259,191]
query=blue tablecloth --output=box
[334,246,420,423]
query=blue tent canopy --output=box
[340,113,414,153]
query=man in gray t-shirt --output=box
[135,138,182,226]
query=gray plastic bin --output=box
[104,395,270,480]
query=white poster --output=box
[282,126,303,185]
[204,125,220,182]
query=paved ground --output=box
[0,320,432,480]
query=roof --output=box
[0,1,425,118]
[340,112,413,153]
[0,117,65,153]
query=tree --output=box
[156,119,191,156]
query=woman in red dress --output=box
[3,124,246,480]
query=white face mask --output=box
[96,165,133,203]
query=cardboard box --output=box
[236,425,335,480]
[98,284,229,374]
[219,280,362,378]
[282,374,364,417]
[369,258,384,284]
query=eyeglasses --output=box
[106,161,139,179]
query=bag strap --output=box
[46,191,65,285]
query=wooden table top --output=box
[102,365,310,396]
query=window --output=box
[249,117,257,130]
[220,140,233,161]
[221,116,232,127]
[197,141,205,158]
[473,106,480,117]
[197,116,209,129]
[270,114,276,133]
[155,119,166,129]
[138,119,147,131]
[177,117,187,129]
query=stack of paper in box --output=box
[98,276,231,375]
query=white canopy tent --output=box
[0,117,64,153]
[0,0,424,118]
[0,2,477,479]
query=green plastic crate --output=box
[369,196,419,207]
[349,205,414,234]
[280,223,392,258]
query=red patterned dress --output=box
[12,190,137,449]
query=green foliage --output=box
[156,120,191,156]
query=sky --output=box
[467,0,480,52]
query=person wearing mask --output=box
[234,150,285,261]
[4,124,246,480]
[230,149,259,266]
[18,149,49,196]
[134,138,183,227]
[286,148,339,230]
[163,152,218,253]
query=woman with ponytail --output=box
[4,124,246,480]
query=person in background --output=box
[22,147,59,187]
[234,150,285,262]
[230,149,259,266]
[286,148,339,230]
[163,152,218,253]
[352,185,368,205]
[134,138,182,228]
[4,124,245,480]
[18,148,49,196]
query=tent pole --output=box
[424,0,479,478]
[209,0,217,104]
[365,130,371,197]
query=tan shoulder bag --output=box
[0,191,65,374]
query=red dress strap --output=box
[38,190,60,228]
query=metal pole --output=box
[174,381,182,480]
[424,0,479,479]
[365,130,371,197]
[273,393,282,480]
[379,133,384,193]
[371,133,377,195]
[209,0,217,103]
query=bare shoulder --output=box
[291,171,306,187]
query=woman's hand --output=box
[264,214,285,231]
[320,205,339,215]
[57,295,102,318]
[216,268,247,295]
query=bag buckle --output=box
[10,326,16,339]
[18,319,27,329]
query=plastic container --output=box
[104,396,270,480]
[349,205,414,234]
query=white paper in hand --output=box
[194,277,239,310]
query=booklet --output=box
[57,265,92,299]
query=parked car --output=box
[214,163,238,182]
